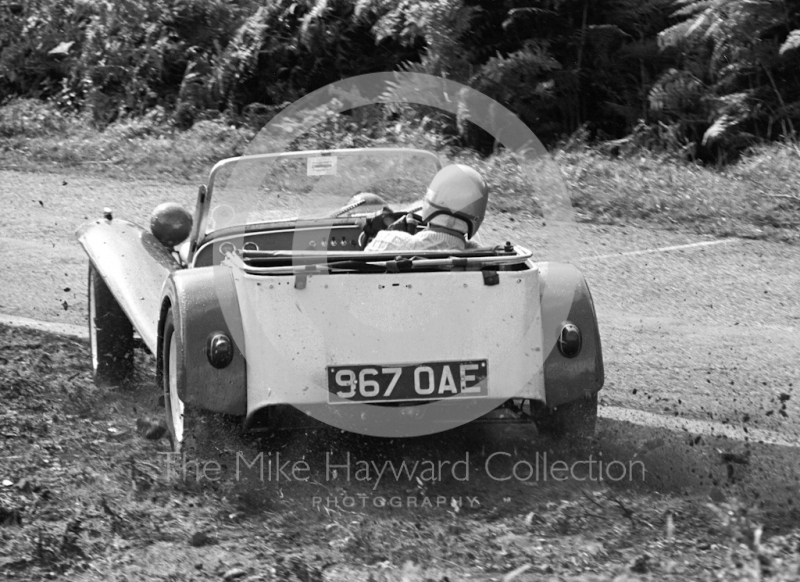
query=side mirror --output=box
[150,202,193,248]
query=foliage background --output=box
[2,0,800,161]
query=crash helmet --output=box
[421,164,488,239]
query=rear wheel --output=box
[162,309,195,453]
[88,264,134,385]
[162,309,237,456]
[536,392,598,443]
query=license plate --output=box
[327,360,488,404]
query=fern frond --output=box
[703,18,721,41]
[685,11,711,37]
[779,29,800,55]
[353,0,381,20]
[397,60,428,74]
[649,68,704,111]
[371,7,408,44]
[502,6,557,29]
[300,0,330,44]
[671,0,712,18]
[702,113,736,145]
[657,20,692,48]
[714,91,751,112]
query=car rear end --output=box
[233,261,546,432]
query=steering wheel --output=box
[358,209,422,249]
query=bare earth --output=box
[0,169,799,580]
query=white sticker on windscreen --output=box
[307,156,337,176]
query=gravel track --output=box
[0,168,798,579]
[1,168,798,440]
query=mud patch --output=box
[1,324,799,581]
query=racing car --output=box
[77,148,603,451]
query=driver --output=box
[364,164,488,252]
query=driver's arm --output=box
[364,230,415,252]
[360,209,419,249]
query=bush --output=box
[0,99,73,138]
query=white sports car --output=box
[77,148,603,449]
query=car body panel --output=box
[539,262,604,407]
[77,218,179,353]
[158,267,247,416]
[192,222,365,267]
[234,266,545,417]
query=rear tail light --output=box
[207,332,234,368]
[558,323,582,358]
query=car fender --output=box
[158,266,247,416]
[538,262,604,408]
[76,218,179,353]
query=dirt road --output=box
[1,169,799,580]
[4,170,796,433]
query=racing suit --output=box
[364,212,477,252]
[365,228,468,252]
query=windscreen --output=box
[203,149,441,234]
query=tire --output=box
[162,309,238,457]
[162,308,193,454]
[88,264,134,386]
[536,392,599,443]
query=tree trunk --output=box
[575,0,589,129]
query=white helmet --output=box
[421,164,488,239]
